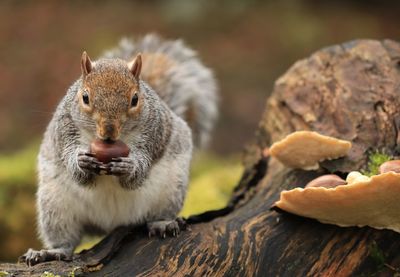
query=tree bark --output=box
[2,39,400,276]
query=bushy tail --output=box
[102,34,218,148]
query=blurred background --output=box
[1,0,400,262]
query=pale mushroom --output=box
[275,172,400,233]
[269,131,352,170]
[346,171,370,184]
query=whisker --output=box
[27,109,56,116]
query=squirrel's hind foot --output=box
[147,217,187,238]
[19,248,72,266]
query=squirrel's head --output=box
[77,52,143,142]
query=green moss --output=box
[368,240,386,272]
[361,151,392,177]
[68,267,82,277]
[40,272,61,277]
[0,271,9,277]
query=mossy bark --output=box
[2,39,400,276]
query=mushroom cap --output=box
[269,131,352,170]
[379,160,400,174]
[275,172,400,233]
[346,171,370,184]
[305,174,347,188]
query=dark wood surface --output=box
[2,39,400,276]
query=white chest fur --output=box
[68,153,185,233]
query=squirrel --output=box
[21,34,218,265]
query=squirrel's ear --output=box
[128,53,142,80]
[81,51,92,77]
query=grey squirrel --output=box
[21,34,218,265]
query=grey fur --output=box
[21,34,216,265]
[103,34,218,148]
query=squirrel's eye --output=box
[82,92,90,105]
[131,93,139,107]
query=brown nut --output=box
[90,139,130,163]
[305,174,347,188]
[379,160,400,174]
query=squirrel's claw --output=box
[77,151,95,156]
[20,248,72,266]
[111,157,123,162]
[105,158,134,176]
[98,165,109,170]
[79,152,95,157]
[77,151,103,174]
[146,218,185,239]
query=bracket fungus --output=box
[269,131,352,170]
[275,171,400,233]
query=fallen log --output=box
[2,39,400,276]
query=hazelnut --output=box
[379,160,400,174]
[305,174,347,188]
[90,139,130,163]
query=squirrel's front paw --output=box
[77,151,104,174]
[105,157,134,176]
[147,218,187,238]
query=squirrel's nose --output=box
[97,123,118,142]
[105,124,115,135]
[102,125,116,142]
